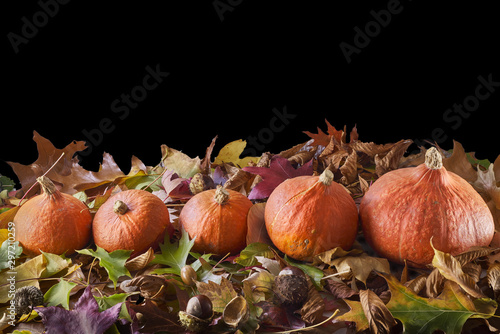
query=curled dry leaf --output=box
[431,243,485,299]
[359,288,396,334]
[487,262,500,296]
[125,247,155,272]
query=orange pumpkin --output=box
[179,185,253,256]
[360,147,494,267]
[265,169,359,261]
[93,189,173,256]
[14,176,92,256]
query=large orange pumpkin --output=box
[14,176,92,256]
[265,169,359,261]
[179,185,253,256]
[93,189,173,256]
[360,147,494,267]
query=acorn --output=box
[179,295,213,332]
[274,266,309,307]
[180,265,197,287]
[189,173,215,195]
[13,286,44,315]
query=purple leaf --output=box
[243,156,313,200]
[36,286,122,334]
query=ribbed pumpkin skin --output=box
[360,163,494,268]
[93,190,173,256]
[265,174,359,261]
[14,187,92,256]
[179,188,253,256]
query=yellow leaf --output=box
[213,140,260,168]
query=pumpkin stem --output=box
[318,169,334,186]
[214,185,230,205]
[425,147,443,170]
[113,200,129,215]
[36,176,57,195]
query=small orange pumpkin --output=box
[265,169,359,261]
[14,176,92,256]
[179,185,253,256]
[93,189,173,256]
[360,147,495,267]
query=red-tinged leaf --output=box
[161,169,192,200]
[303,119,344,147]
[243,156,313,200]
[35,286,122,334]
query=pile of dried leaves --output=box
[0,120,499,334]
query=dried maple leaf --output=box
[35,286,122,334]
[243,156,313,200]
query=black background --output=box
[2,1,499,184]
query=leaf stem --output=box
[17,152,65,206]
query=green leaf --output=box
[151,228,195,275]
[0,175,15,192]
[0,239,22,271]
[44,279,78,309]
[234,242,274,267]
[285,255,324,289]
[95,292,132,322]
[40,251,71,278]
[382,273,497,334]
[77,246,132,288]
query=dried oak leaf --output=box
[243,156,313,200]
[35,286,122,334]
[7,131,86,195]
[303,119,346,147]
[383,273,497,334]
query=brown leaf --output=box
[196,277,237,313]
[487,262,500,296]
[7,131,87,195]
[200,136,218,173]
[125,248,155,272]
[339,151,358,185]
[359,289,396,334]
[127,275,170,302]
[404,274,428,295]
[128,299,184,333]
[431,243,485,299]
[425,268,445,298]
[454,246,498,266]
[298,277,325,324]
[325,278,358,299]
[442,140,477,182]
[374,139,413,177]
[246,203,273,246]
